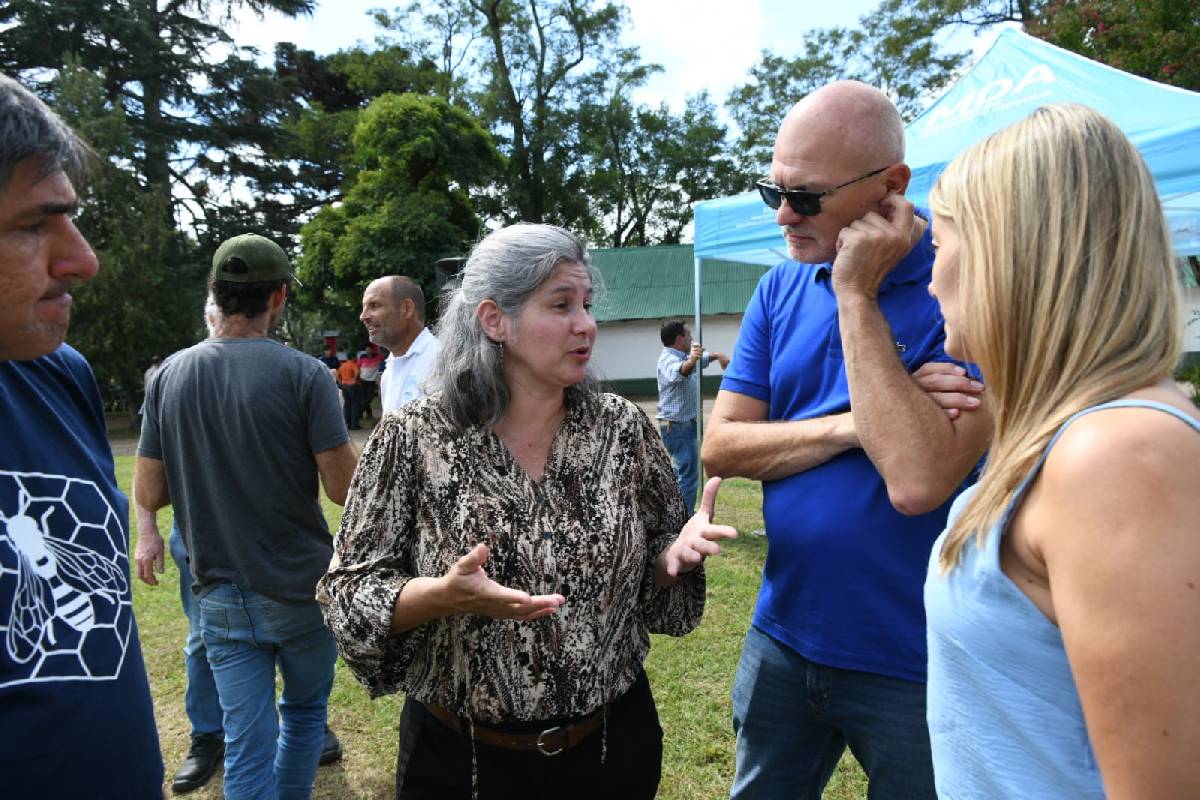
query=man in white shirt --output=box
[360,276,440,413]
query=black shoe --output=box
[172,733,224,794]
[319,725,343,766]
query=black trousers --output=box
[340,383,360,429]
[358,381,376,419]
[396,670,663,800]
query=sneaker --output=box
[319,725,342,766]
[171,733,224,794]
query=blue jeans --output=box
[730,625,935,800]
[169,523,223,738]
[659,418,699,510]
[199,584,337,800]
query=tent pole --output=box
[694,255,704,490]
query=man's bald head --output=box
[769,81,911,264]
[776,81,905,172]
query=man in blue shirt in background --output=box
[702,80,991,799]
[656,319,728,510]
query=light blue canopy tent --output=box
[694,28,1200,267]
[687,29,1200,439]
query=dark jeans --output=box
[396,670,663,800]
[340,384,360,429]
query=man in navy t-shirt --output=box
[702,81,992,799]
[0,73,163,797]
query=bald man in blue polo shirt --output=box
[702,81,992,799]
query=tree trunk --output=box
[134,0,174,225]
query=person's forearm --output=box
[679,358,698,377]
[389,576,451,634]
[837,293,984,513]
[702,413,858,481]
[135,503,161,541]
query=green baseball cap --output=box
[211,233,293,284]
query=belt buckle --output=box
[536,725,564,757]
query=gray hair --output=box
[0,73,92,192]
[432,223,599,429]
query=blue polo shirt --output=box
[722,217,975,683]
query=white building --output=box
[589,245,768,396]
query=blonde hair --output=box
[930,104,1181,571]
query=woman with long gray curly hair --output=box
[319,223,736,799]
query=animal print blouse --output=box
[317,391,704,723]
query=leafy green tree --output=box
[297,92,502,340]
[1029,0,1200,90]
[726,2,966,177]
[470,0,623,225]
[575,52,666,246]
[0,0,314,233]
[910,0,1043,25]
[379,0,628,230]
[869,0,1197,90]
[726,48,844,179]
[241,41,449,243]
[661,94,746,241]
[377,1,479,100]
[51,63,207,427]
[578,74,742,247]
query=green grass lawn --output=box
[116,457,868,799]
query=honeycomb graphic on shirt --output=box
[0,471,132,687]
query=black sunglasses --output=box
[755,165,891,216]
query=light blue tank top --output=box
[925,399,1200,799]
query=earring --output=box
[497,341,505,371]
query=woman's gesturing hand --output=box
[441,542,566,621]
[656,477,739,586]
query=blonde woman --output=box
[923,104,1200,799]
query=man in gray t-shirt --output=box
[136,233,358,799]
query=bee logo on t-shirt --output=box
[0,472,133,686]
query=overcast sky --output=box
[230,0,900,111]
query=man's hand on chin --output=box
[831,193,921,301]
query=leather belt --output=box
[421,701,605,756]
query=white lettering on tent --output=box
[1012,63,1055,95]
[924,64,1057,134]
[975,78,1014,108]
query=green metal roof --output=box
[589,244,769,322]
